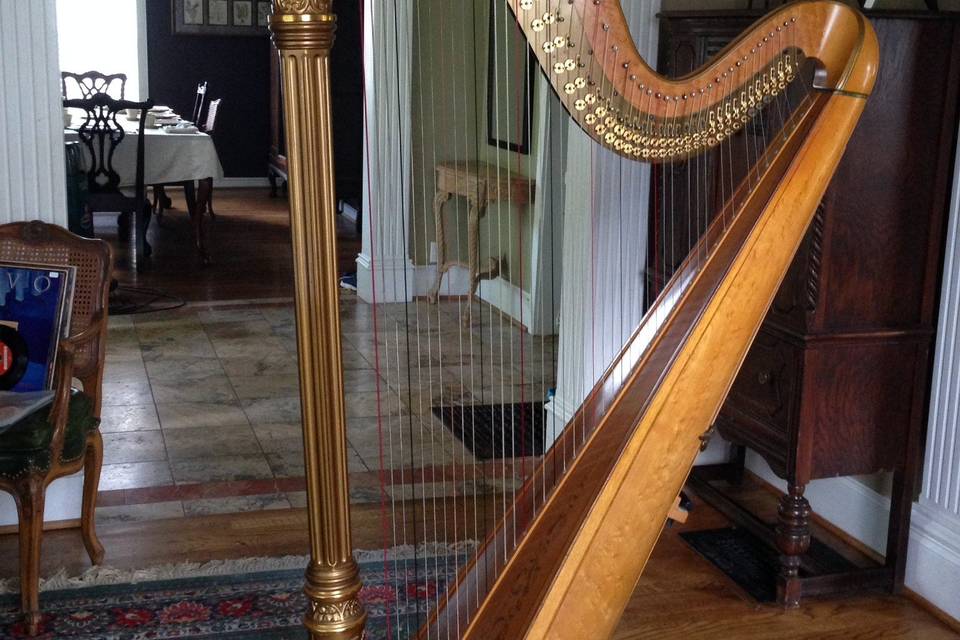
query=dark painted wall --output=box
[145,1,270,178]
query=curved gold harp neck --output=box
[511,0,878,162]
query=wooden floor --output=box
[105,188,360,302]
[1,483,955,639]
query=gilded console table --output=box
[428,161,534,321]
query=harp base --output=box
[303,560,367,640]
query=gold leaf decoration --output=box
[273,0,332,15]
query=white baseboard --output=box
[356,253,416,303]
[476,276,533,331]
[412,264,471,298]
[746,452,960,624]
[0,475,82,527]
[906,502,960,622]
[340,200,359,224]
[216,177,272,188]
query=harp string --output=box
[360,2,817,635]
[357,3,397,637]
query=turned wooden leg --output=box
[728,444,747,486]
[428,190,452,303]
[16,478,45,636]
[184,181,210,266]
[135,202,153,272]
[81,431,105,565]
[461,196,486,327]
[205,178,216,219]
[268,170,278,198]
[153,185,170,220]
[775,482,811,608]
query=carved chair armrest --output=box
[46,340,78,465]
[67,311,106,346]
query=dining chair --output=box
[0,221,112,637]
[61,70,127,100]
[199,98,222,220]
[149,98,220,267]
[191,80,208,125]
[153,81,210,215]
[63,93,154,272]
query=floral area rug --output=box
[0,545,473,639]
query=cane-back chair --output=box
[0,221,112,636]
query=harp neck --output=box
[513,0,878,161]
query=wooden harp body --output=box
[268,1,878,638]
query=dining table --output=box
[64,108,224,268]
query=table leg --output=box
[205,178,216,219]
[134,201,152,272]
[775,482,811,608]
[462,196,488,327]
[184,180,211,266]
[428,190,452,303]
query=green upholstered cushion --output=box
[0,392,98,480]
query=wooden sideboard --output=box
[655,11,960,606]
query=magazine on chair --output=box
[0,262,76,393]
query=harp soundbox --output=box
[268,1,877,638]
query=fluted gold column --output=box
[269,2,366,638]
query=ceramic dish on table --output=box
[162,124,199,135]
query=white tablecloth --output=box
[64,121,224,187]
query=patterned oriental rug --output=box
[0,545,473,639]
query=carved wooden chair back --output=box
[192,81,208,125]
[63,94,153,212]
[204,98,222,134]
[61,70,127,100]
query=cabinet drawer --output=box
[720,330,801,442]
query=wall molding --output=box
[0,0,67,226]
[476,276,533,332]
[217,177,271,188]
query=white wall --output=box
[0,0,79,527]
[357,0,415,304]
[0,0,68,226]
[546,1,661,436]
[906,120,960,620]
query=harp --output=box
[267,0,877,638]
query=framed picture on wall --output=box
[234,1,253,26]
[172,0,269,36]
[486,0,536,155]
[257,2,271,27]
[208,0,228,26]
[183,0,204,25]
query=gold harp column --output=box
[269,2,366,639]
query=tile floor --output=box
[92,294,558,523]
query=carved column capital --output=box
[269,0,336,52]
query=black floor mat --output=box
[432,402,546,460]
[680,527,858,603]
